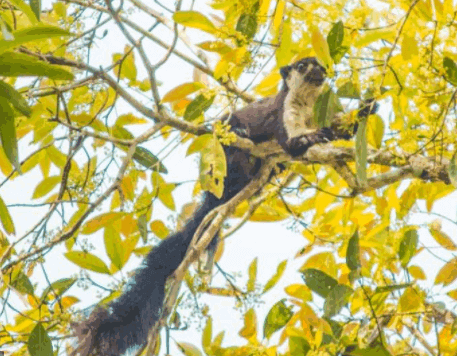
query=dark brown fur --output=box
[72,57,375,355]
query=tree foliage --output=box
[0,0,457,355]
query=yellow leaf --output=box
[399,286,424,312]
[311,27,332,68]
[56,296,79,311]
[187,134,213,155]
[32,175,60,199]
[187,134,226,198]
[65,251,111,274]
[233,198,289,222]
[254,71,281,97]
[173,11,217,34]
[38,151,51,178]
[354,28,396,48]
[349,288,365,314]
[275,19,293,67]
[197,41,232,55]
[120,214,137,238]
[408,265,426,280]
[104,226,124,270]
[115,113,148,126]
[401,34,418,60]
[112,45,137,81]
[239,308,257,341]
[435,257,457,286]
[271,0,285,37]
[366,114,384,149]
[158,183,176,211]
[429,226,457,251]
[162,82,205,103]
[414,0,433,20]
[46,145,67,168]
[301,252,337,279]
[263,260,287,293]
[0,194,15,234]
[0,145,13,175]
[150,220,169,239]
[176,342,203,356]
[247,258,257,292]
[447,289,457,300]
[284,284,312,301]
[122,232,141,263]
[259,0,272,22]
[81,212,126,235]
[433,0,443,20]
[121,176,135,201]
[71,113,94,126]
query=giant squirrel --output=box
[73,57,377,355]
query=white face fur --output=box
[283,65,326,139]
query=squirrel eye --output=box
[297,63,305,71]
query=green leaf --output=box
[346,230,361,271]
[0,194,15,234]
[11,272,34,295]
[263,300,293,339]
[375,283,411,294]
[173,11,217,34]
[30,0,41,21]
[324,284,353,317]
[355,117,368,185]
[0,98,20,172]
[133,146,167,173]
[184,94,215,121]
[337,81,360,99]
[0,79,32,116]
[0,25,72,54]
[313,87,343,127]
[8,0,39,24]
[443,57,457,86]
[327,21,344,59]
[347,344,392,356]
[289,337,311,356]
[28,323,53,356]
[398,229,418,267]
[40,278,76,300]
[104,226,124,270]
[65,251,111,274]
[137,214,148,244]
[262,259,287,293]
[302,268,338,298]
[0,51,74,79]
[236,13,257,41]
[32,175,61,199]
[448,150,457,188]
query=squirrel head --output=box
[280,57,326,89]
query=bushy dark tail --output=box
[73,144,262,355]
[73,193,222,356]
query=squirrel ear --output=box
[280,65,291,80]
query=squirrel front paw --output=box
[286,128,335,157]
